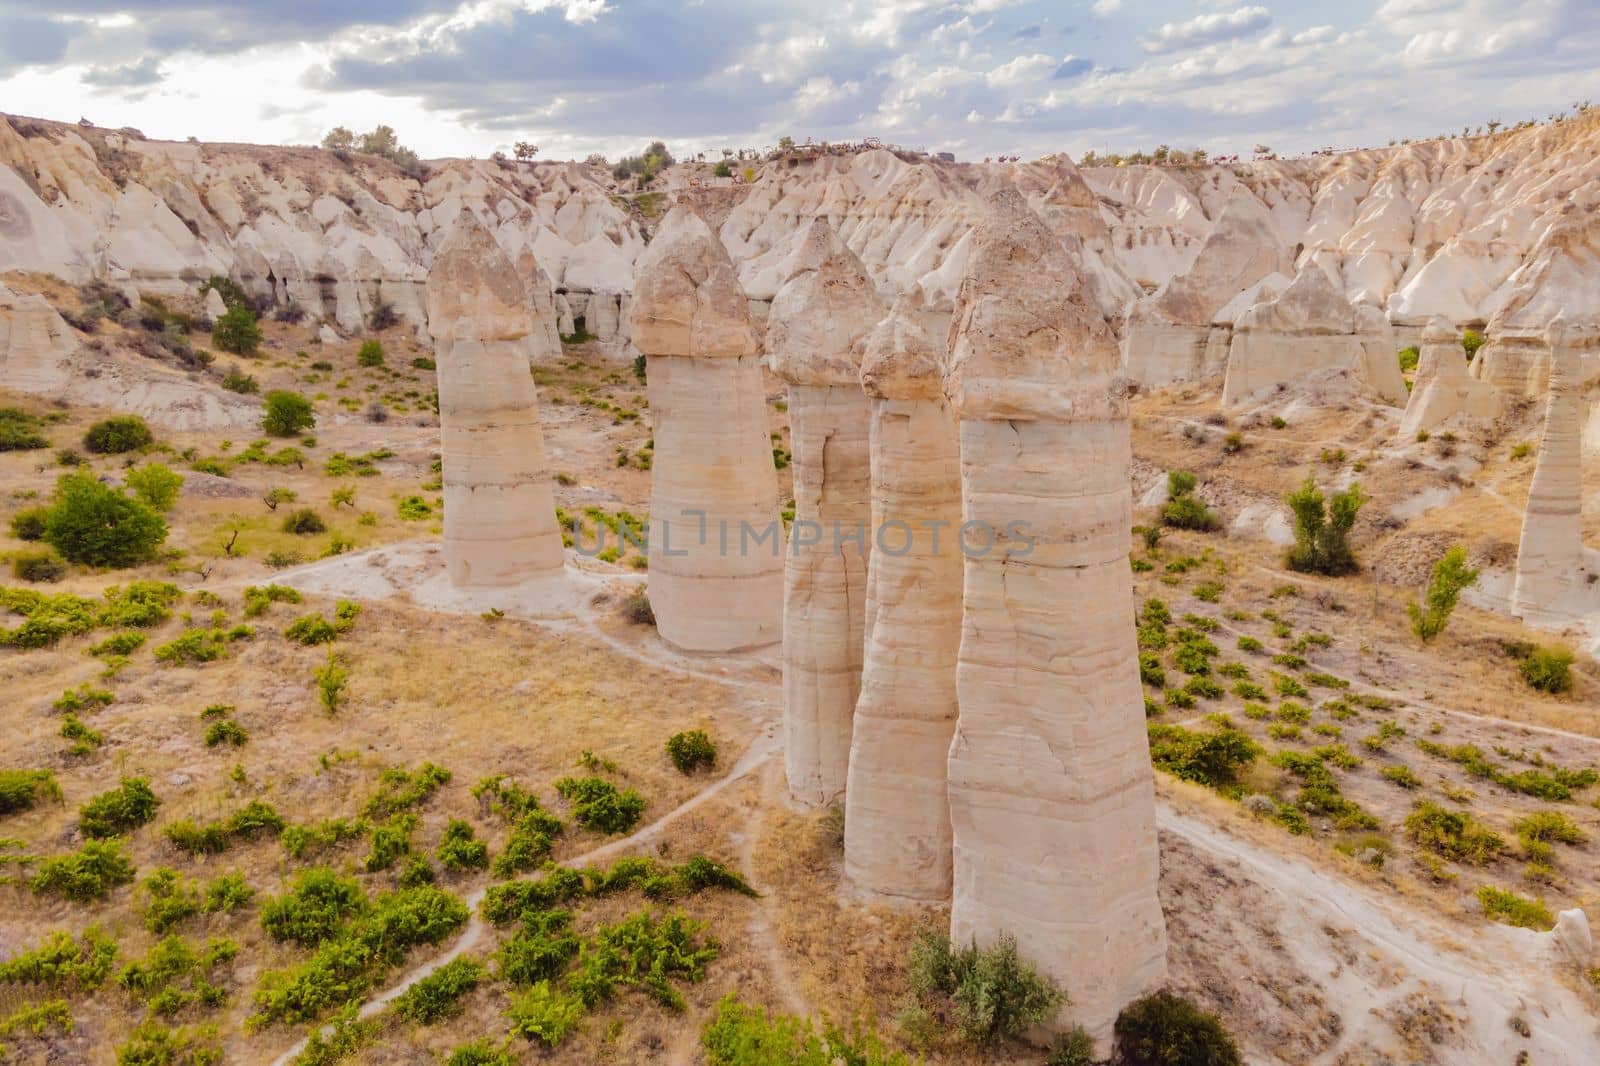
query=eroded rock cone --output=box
[426,210,564,587]
[629,205,783,652]
[768,219,882,806]
[843,291,961,901]
[946,189,1168,1053]
[1399,315,1500,438]
[1513,318,1591,622]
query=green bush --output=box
[701,995,909,1065]
[0,926,118,987]
[1405,801,1504,864]
[1161,470,1219,532]
[84,416,153,454]
[506,979,585,1047]
[356,340,385,367]
[30,839,137,901]
[1462,328,1485,359]
[1519,645,1574,694]
[1408,546,1477,642]
[42,473,167,568]
[0,407,49,451]
[204,718,248,747]
[666,730,717,774]
[394,957,485,1024]
[10,505,50,541]
[410,357,436,370]
[286,613,339,645]
[397,495,433,520]
[281,508,327,535]
[495,909,580,985]
[364,814,417,872]
[262,391,316,436]
[554,776,645,835]
[0,768,62,815]
[12,548,67,582]
[1397,346,1420,372]
[904,928,1061,1045]
[204,872,255,914]
[261,869,367,947]
[1477,885,1552,930]
[436,819,489,871]
[212,304,262,355]
[243,582,302,617]
[1285,476,1363,576]
[1114,990,1240,1066]
[1147,723,1259,790]
[125,463,184,511]
[365,762,452,818]
[221,365,259,394]
[79,777,160,839]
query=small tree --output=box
[43,472,168,568]
[1285,476,1364,576]
[213,305,262,356]
[1407,546,1478,642]
[315,652,348,714]
[1520,646,1574,694]
[322,127,355,151]
[125,463,184,511]
[262,391,316,437]
[84,416,153,454]
[513,141,538,161]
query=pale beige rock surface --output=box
[767,220,881,805]
[629,206,783,652]
[946,189,1167,1051]
[844,292,962,900]
[0,280,75,393]
[426,210,564,587]
[1399,316,1501,438]
[1513,320,1592,623]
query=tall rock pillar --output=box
[945,191,1168,1052]
[628,206,784,652]
[426,210,564,587]
[767,220,882,805]
[1513,318,1589,623]
[843,293,962,900]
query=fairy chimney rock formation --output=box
[426,210,564,587]
[767,219,882,805]
[1222,264,1408,406]
[1398,315,1501,438]
[843,291,962,900]
[1513,319,1590,623]
[946,189,1168,1052]
[629,205,784,652]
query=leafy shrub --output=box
[281,818,367,861]
[365,762,452,818]
[622,587,655,625]
[0,768,62,815]
[1115,990,1240,1066]
[204,718,248,747]
[286,614,339,645]
[221,365,259,394]
[1477,885,1552,930]
[1382,765,1421,789]
[1285,476,1363,576]
[436,819,489,871]
[1462,328,1485,359]
[261,869,367,947]
[411,357,435,371]
[397,495,433,520]
[0,407,49,451]
[364,814,417,872]
[356,340,385,367]
[43,473,168,567]
[0,926,118,988]
[702,995,910,1065]
[203,872,255,914]
[262,391,316,436]
[904,928,1061,1045]
[13,548,67,582]
[243,583,302,617]
[1408,546,1478,641]
[506,979,585,1047]
[125,463,184,511]
[9,505,50,541]
[1147,723,1259,790]
[153,628,229,665]
[1519,645,1574,694]
[282,508,327,535]
[496,909,580,984]
[315,651,348,714]
[394,957,485,1024]
[1513,810,1587,848]
[554,776,645,834]
[84,416,153,454]
[1161,470,1219,532]
[1405,801,1504,864]
[79,777,160,839]
[666,730,717,774]
[212,304,262,355]
[30,839,137,900]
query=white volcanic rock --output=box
[1513,320,1593,623]
[1222,264,1407,407]
[945,189,1167,1053]
[1554,908,1594,966]
[844,292,962,901]
[767,219,882,807]
[0,281,76,393]
[203,287,227,319]
[629,205,783,652]
[1399,316,1500,437]
[426,210,564,587]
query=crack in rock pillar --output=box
[767,220,882,805]
[843,296,962,900]
[1513,319,1589,623]
[427,210,564,587]
[945,191,1168,1055]
[629,206,783,652]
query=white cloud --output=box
[1091,0,1125,15]
[1142,6,1272,54]
[984,52,1056,86]
[793,76,861,111]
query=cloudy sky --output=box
[2,0,1597,163]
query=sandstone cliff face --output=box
[1222,264,1407,406]
[844,293,962,901]
[1399,316,1501,438]
[0,280,75,394]
[767,220,881,806]
[1513,321,1593,624]
[427,210,564,587]
[946,190,1167,1052]
[629,206,783,653]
